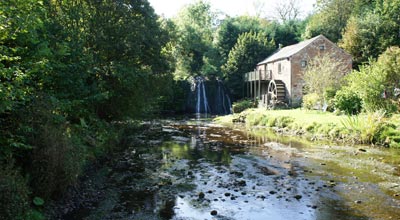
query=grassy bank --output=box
[215,108,400,147]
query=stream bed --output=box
[50,119,400,220]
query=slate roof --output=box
[258,35,323,65]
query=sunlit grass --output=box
[215,108,400,147]
[249,108,346,126]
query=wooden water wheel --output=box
[267,80,286,108]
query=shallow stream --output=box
[57,118,400,220]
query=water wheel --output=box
[267,80,286,108]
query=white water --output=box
[195,77,210,115]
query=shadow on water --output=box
[60,118,400,220]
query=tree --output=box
[344,47,400,112]
[215,16,270,65]
[222,31,275,100]
[273,0,301,23]
[1,0,173,206]
[303,53,349,106]
[172,1,217,78]
[340,0,400,67]
[339,14,382,67]
[302,0,355,42]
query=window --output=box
[278,63,282,74]
[301,60,307,68]
[319,45,325,51]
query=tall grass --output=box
[340,110,386,144]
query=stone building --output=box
[244,35,352,107]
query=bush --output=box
[274,116,294,128]
[379,125,400,147]
[30,121,85,199]
[341,111,386,143]
[323,88,337,112]
[302,93,320,110]
[232,99,256,113]
[245,111,266,126]
[334,88,362,115]
[345,47,400,113]
[0,164,30,220]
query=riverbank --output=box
[45,119,400,220]
[215,108,400,147]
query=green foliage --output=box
[272,116,294,128]
[339,14,382,66]
[380,125,400,148]
[0,164,30,220]
[215,16,271,64]
[25,209,45,220]
[171,1,217,78]
[303,53,349,106]
[340,0,400,66]
[0,0,172,216]
[303,0,355,42]
[344,47,400,112]
[32,197,44,206]
[302,93,320,110]
[271,20,304,46]
[323,87,337,112]
[245,111,268,126]
[334,88,362,114]
[222,31,275,100]
[232,99,256,113]
[340,110,386,143]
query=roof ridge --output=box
[257,35,324,65]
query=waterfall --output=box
[194,76,210,115]
[189,76,232,116]
[226,94,232,114]
[201,81,209,115]
[217,79,232,115]
[196,82,201,114]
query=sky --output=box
[147,0,316,19]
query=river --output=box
[52,118,400,220]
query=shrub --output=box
[0,164,30,220]
[274,116,294,128]
[379,125,400,147]
[30,121,85,199]
[232,99,256,113]
[341,110,386,143]
[334,88,362,115]
[302,93,320,110]
[323,88,337,112]
[245,111,266,126]
[345,47,400,113]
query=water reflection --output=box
[61,120,400,220]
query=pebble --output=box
[198,192,205,199]
[294,195,302,200]
[224,192,231,197]
[210,210,218,216]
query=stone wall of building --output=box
[290,36,352,106]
